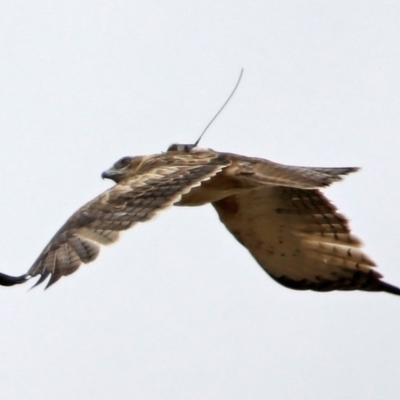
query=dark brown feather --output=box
[27,151,230,288]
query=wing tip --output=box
[0,272,30,287]
[375,281,400,296]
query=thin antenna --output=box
[193,68,244,147]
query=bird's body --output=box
[1,145,399,295]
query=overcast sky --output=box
[1,1,400,399]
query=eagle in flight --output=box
[0,144,399,295]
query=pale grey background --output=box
[1,1,400,399]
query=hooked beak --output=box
[101,168,120,182]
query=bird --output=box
[0,143,399,295]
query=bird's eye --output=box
[115,157,132,168]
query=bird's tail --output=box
[244,162,359,190]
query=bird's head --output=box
[101,156,143,183]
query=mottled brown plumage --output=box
[0,146,399,295]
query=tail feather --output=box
[243,157,360,190]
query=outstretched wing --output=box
[9,153,230,288]
[213,182,400,295]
